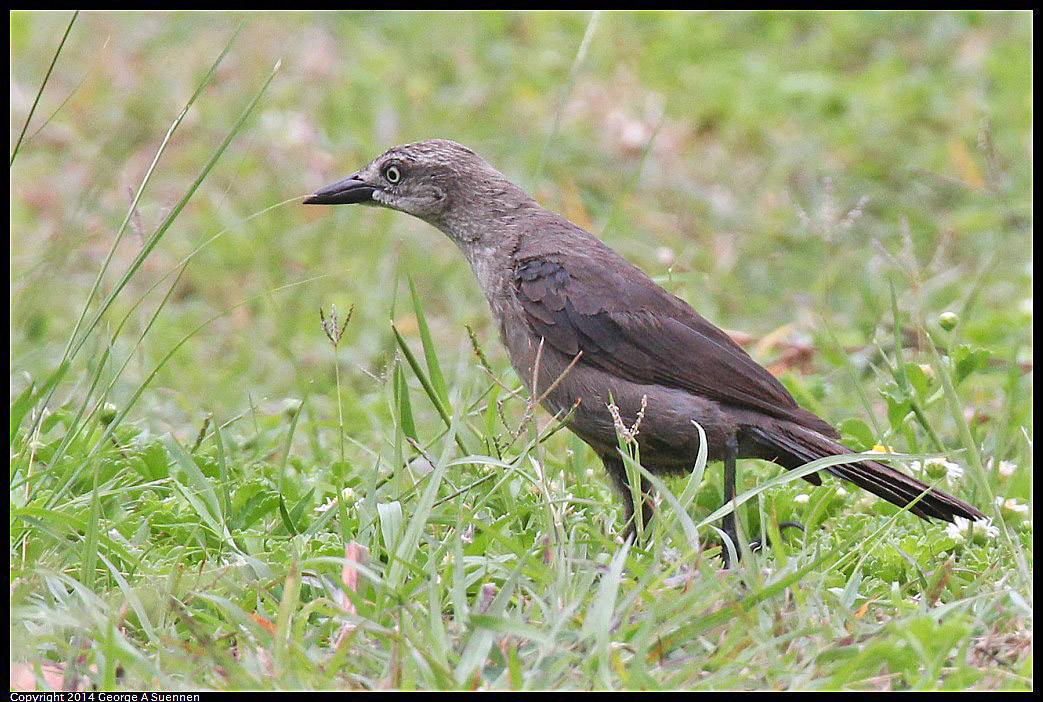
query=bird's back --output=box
[509,209,839,438]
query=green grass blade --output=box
[580,539,630,642]
[533,10,601,184]
[408,275,449,408]
[377,500,405,565]
[392,322,448,429]
[10,360,69,447]
[394,362,418,442]
[392,321,471,457]
[386,408,461,593]
[10,10,78,167]
[80,454,102,590]
[162,433,225,537]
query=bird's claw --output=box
[748,520,805,552]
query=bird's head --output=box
[304,139,534,240]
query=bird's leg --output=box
[721,435,740,568]
[721,437,804,561]
[601,453,655,542]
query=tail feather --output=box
[746,424,985,523]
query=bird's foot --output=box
[718,520,805,566]
[748,520,805,552]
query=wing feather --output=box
[513,252,837,437]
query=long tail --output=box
[745,424,985,522]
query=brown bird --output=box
[304,139,985,563]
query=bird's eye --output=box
[384,165,401,184]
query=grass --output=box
[9,10,1032,691]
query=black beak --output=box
[303,175,377,205]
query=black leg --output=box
[721,435,740,568]
[601,452,654,542]
[721,439,805,562]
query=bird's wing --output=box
[513,250,837,436]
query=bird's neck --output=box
[453,230,520,307]
[430,187,536,306]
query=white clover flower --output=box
[836,487,848,497]
[946,516,971,542]
[912,457,963,483]
[316,486,356,514]
[940,459,964,482]
[977,517,1000,539]
[655,246,676,266]
[994,496,1030,517]
[793,494,810,505]
[988,459,1017,478]
[947,515,999,543]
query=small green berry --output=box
[924,460,948,481]
[99,402,118,426]
[283,398,302,419]
[938,311,959,331]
